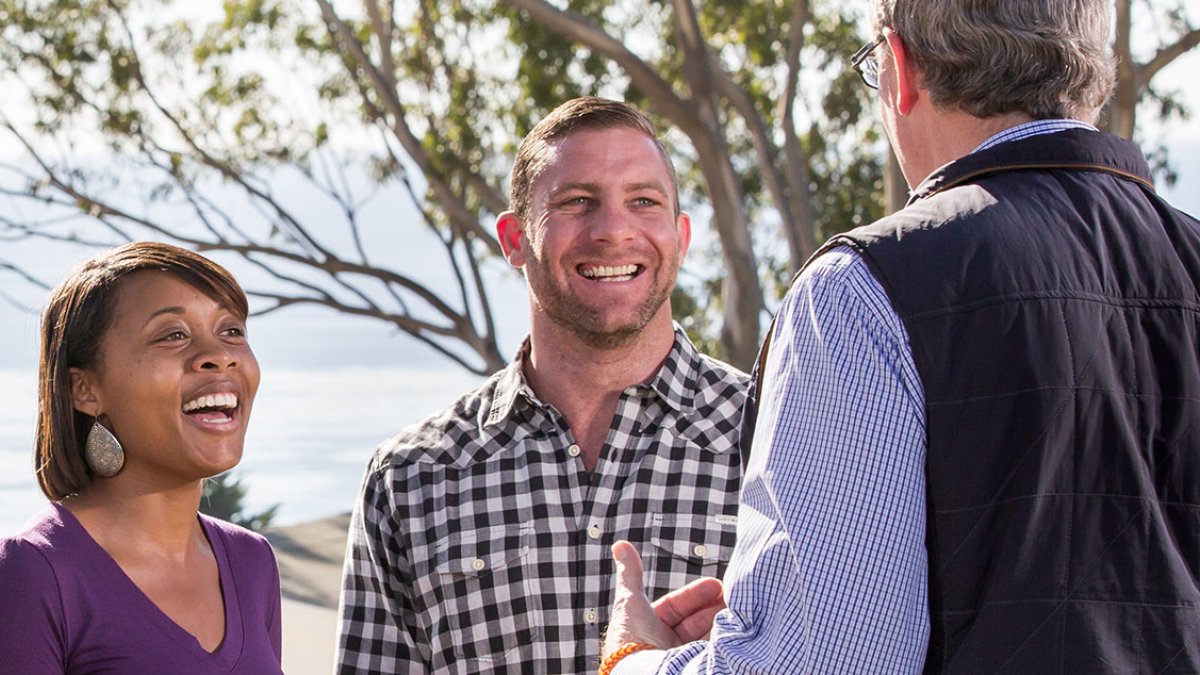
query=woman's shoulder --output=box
[0,509,71,668]
[0,530,52,575]
[0,506,70,604]
[0,505,72,568]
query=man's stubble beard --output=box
[527,251,678,350]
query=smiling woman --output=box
[67,270,258,491]
[0,242,284,674]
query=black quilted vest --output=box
[743,130,1200,672]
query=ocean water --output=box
[0,367,484,537]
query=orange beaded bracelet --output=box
[599,642,658,675]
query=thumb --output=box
[604,540,659,658]
[613,540,646,598]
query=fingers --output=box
[652,577,723,626]
[652,577,725,642]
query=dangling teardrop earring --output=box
[85,415,125,477]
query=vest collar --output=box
[908,129,1156,206]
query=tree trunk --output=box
[670,0,762,370]
[692,133,765,371]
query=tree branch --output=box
[314,0,503,257]
[500,0,696,130]
[1142,28,1200,84]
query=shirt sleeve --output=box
[335,465,428,674]
[617,247,930,674]
[0,539,68,674]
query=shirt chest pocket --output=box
[432,523,542,663]
[642,512,737,600]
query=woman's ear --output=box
[69,368,100,417]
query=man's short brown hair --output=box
[508,96,679,222]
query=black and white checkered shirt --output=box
[336,328,748,674]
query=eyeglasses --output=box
[851,35,886,89]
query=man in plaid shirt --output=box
[335,97,748,674]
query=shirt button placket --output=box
[584,523,604,638]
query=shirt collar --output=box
[970,118,1098,154]
[645,324,704,415]
[483,338,537,429]
[482,325,703,429]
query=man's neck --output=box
[523,311,677,470]
[906,109,1037,187]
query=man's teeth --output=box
[581,264,637,280]
[182,393,238,412]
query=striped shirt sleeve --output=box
[616,247,930,674]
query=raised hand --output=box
[602,540,725,660]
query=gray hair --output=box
[870,0,1116,122]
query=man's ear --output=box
[676,211,692,260]
[496,211,528,268]
[69,368,100,417]
[885,30,919,116]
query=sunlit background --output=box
[2,0,1198,537]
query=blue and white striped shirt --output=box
[614,120,1093,674]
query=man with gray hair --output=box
[603,1,1200,672]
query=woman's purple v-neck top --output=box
[0,503,283,674]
